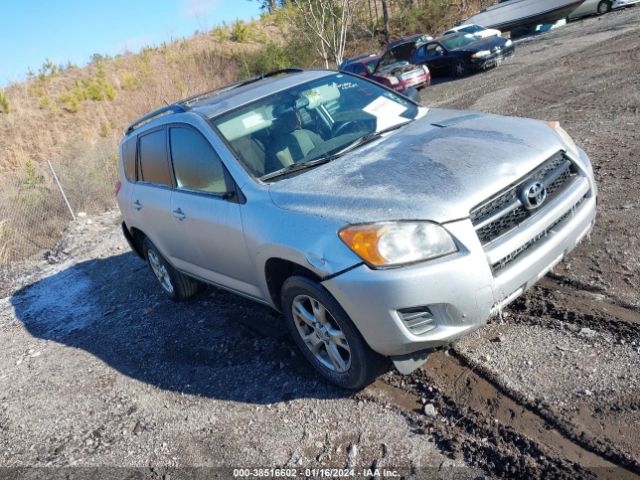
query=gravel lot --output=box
[1,8,639,479]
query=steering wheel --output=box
[332,120,359,137]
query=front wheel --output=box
[597,0,611,14]
[281,276,387,389]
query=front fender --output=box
[242,203,363,304]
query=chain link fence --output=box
[0,141,119,265]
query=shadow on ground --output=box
[10,252,350,404]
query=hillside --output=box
[0,1,490,264]
[0,21,279,263]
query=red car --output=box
[341,53,431,94]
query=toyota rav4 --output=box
[116,68,597,389]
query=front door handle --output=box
[172,208,186,221]
[133,200,143,211]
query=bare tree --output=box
[381,0,390,45]
[287,0,361,68]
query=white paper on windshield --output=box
[363,96,408,131]
[242,112,265,129]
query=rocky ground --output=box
[1,7,639,479]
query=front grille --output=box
[470,151,577,245]
[491,195,587,273]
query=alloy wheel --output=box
[291,294,351,373]
[148,250,174,294]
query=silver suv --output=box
[116,69,597,389]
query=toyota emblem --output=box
[519,180,547,210]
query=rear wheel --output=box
[281,276,387,389]
[597,0,611,14]
[143,238,200,301]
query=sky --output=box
[0,0,262,86]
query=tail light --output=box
[115,180,122,196]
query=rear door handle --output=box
[133,200,143,211]
[172,208,186,221]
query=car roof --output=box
[350,55,380,65]
[446,24,479,31]
[187,69,334,118]
[343,53,378,65]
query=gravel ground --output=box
[421,7,640,475]
[0,214,477,478]
[1,7,640,479]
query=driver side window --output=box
[169,126,228,195]
[425,43,444,58]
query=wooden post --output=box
[47,160,76,221]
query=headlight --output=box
[387,76,400,85]
[472,50,491,58]
[546,120,579,158]
[505,39,513,47]
[339,222,458,268]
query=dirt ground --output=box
[1,7,639,479]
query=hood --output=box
[454,35,508,52]
[268,108,565,224]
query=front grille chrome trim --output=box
[474,197,520,230]
[470,152,576,244]
[484,176,590,266]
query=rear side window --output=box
[138,129,172,186]
[169,127,227,194]
[122,138,137,180]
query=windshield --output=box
[211,73,419,180]
[440,33,481,50]
[459,25,484,34]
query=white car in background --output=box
[442,23,502,39]
[612,0,640,8]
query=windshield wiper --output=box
[261,156,335,181]
[337,120,412,156]
[261,120,412,182]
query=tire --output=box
[142,238,200,302]
[597,1,611,14]
[281,276,388,389]
[452,60,467,78]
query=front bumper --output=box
[322,149,596,357]
[471,45,515,70]
[396,74,430,92]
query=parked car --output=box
[568,0,611,20]
[411,33,515,77]
[339,53,380,72]
[117,69,597,389]
[442,23,502,38]
[342,53,431,94]
[612,0,640,8]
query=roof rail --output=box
[125,69,305,135]
[125,104,187,134]
[180,68,305,107]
